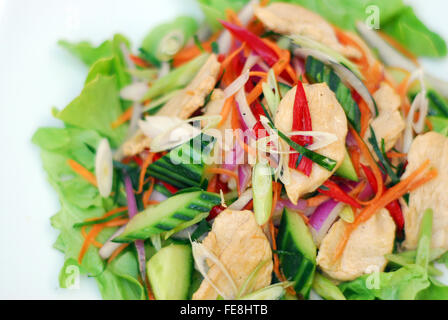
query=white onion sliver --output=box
[356,21,417,72]
[243,54,260,72]
[95,138,113,198]
[99,226,126,259]
[228,189,253,210]
[330,62,377,116]
[120,82,148,102]
[238,0,259,25]
[224,71,250,99]
[236,88,257,130]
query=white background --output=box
[0,0,447,299]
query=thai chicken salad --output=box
[33,0,448,300]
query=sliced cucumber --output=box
[277,208,317,298]
[334,148,358,182]
[115,191,220,242]
[312,272,346,300]
[252,162,273,226]
[147,244,193,300]
[239,283,285,300]
[148,133,216,189]
[278,82,292,98]
[305,56,361,132]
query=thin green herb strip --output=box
[266,122,337,172]
[73,211,127,228]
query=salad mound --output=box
[33,0,448,300]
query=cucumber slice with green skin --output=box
[252,162,273,226]
[147,244,193,300]
[239,283,285,300]
[148,133,216,189]
[334,148,359,182]
[312,272,346,300]
[115,191,221,242]
[305,56,361,133]
[278,82,292,98]
[277,208,317,298]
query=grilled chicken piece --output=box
[192,210,273,300]
[121,130,151,157]
[365,82,405,152]
[157,54,221,119]
[402,132,448,251]
[254,3,360,58]
[317,209,396,281]
[275,83,347,204]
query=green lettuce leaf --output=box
[417,277,448,300]
[196,0,446,57]
[96,251,146,300]
[54,75,127,147]
[382,7,447,58]
[59,39,113,66]
[339,265,430,300]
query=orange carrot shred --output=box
[143,178,155,207]
[78,224,104,264]
[218,97,235,128]
[349,128,384,205]
[306,195,330,207]
[111,107,134,129]
[206,168,240,195]
[334,160,436,260]
[137,153,154,194]
[67,159,97,187]
[108,243,130,264]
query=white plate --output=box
[0,0,446,299]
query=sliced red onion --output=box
[235,88,257,132]
[228,189,253,210]
[224,70,250,99]
[238,164,252,193]
[99,226,126,259]
[309,199,343,245]
[123,172,146,281]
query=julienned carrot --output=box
[206,174,218,193]
[334,160,437,260]
[112,107,134,129]
[220,43,246,76]
[358,99,371,138]
[386,151,407,159]
[269,183,296,296]
[78,224,104,264]
[84,207,129,223]
[218,96,235,128]
[108,243,130,263]
[129,54,150,68]
[249,71,268,78]
[143,178,155,207]
[349,128,384,205]
[206,168,240,195]
[173,33,220,67]
[225,9,242,26]
[137,153,154,194]
[81,226,103,248]
[246,54,290,105]
[67,159,97,187]
[263,39,298,84]
[103,219,129,227]
[377,31,420,66]
[306,195,330,207]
